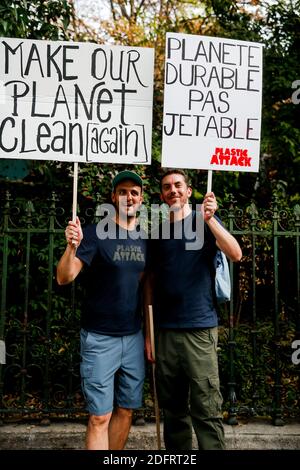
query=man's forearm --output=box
[56,245,83,285]
[206,216,242,262]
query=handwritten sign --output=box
[0,38,154,164]
[162,33,263,172]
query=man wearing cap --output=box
[56,170,147,450]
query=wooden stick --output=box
[148,305,161,450]
[207,169,212,193]
[72,162,78,222]
[72,162,78,246]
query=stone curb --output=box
[1,420,300,450]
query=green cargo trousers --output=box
[155,327,225,450]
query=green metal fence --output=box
[0,191,299,424]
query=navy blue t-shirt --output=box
[151,211,218,329]
[76,221,147,336]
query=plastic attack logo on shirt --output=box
[113,244,145,262]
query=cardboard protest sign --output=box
[162,33,263,172]
[0,38,154,164]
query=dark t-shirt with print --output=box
[151,210,218,329]
[76,222,147,336]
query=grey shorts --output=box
[80,329,145,416]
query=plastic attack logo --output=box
[210,147,252,167]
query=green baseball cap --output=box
[112,170,143,191]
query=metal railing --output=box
[0,191,299,424]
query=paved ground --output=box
[1,418,300,450]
